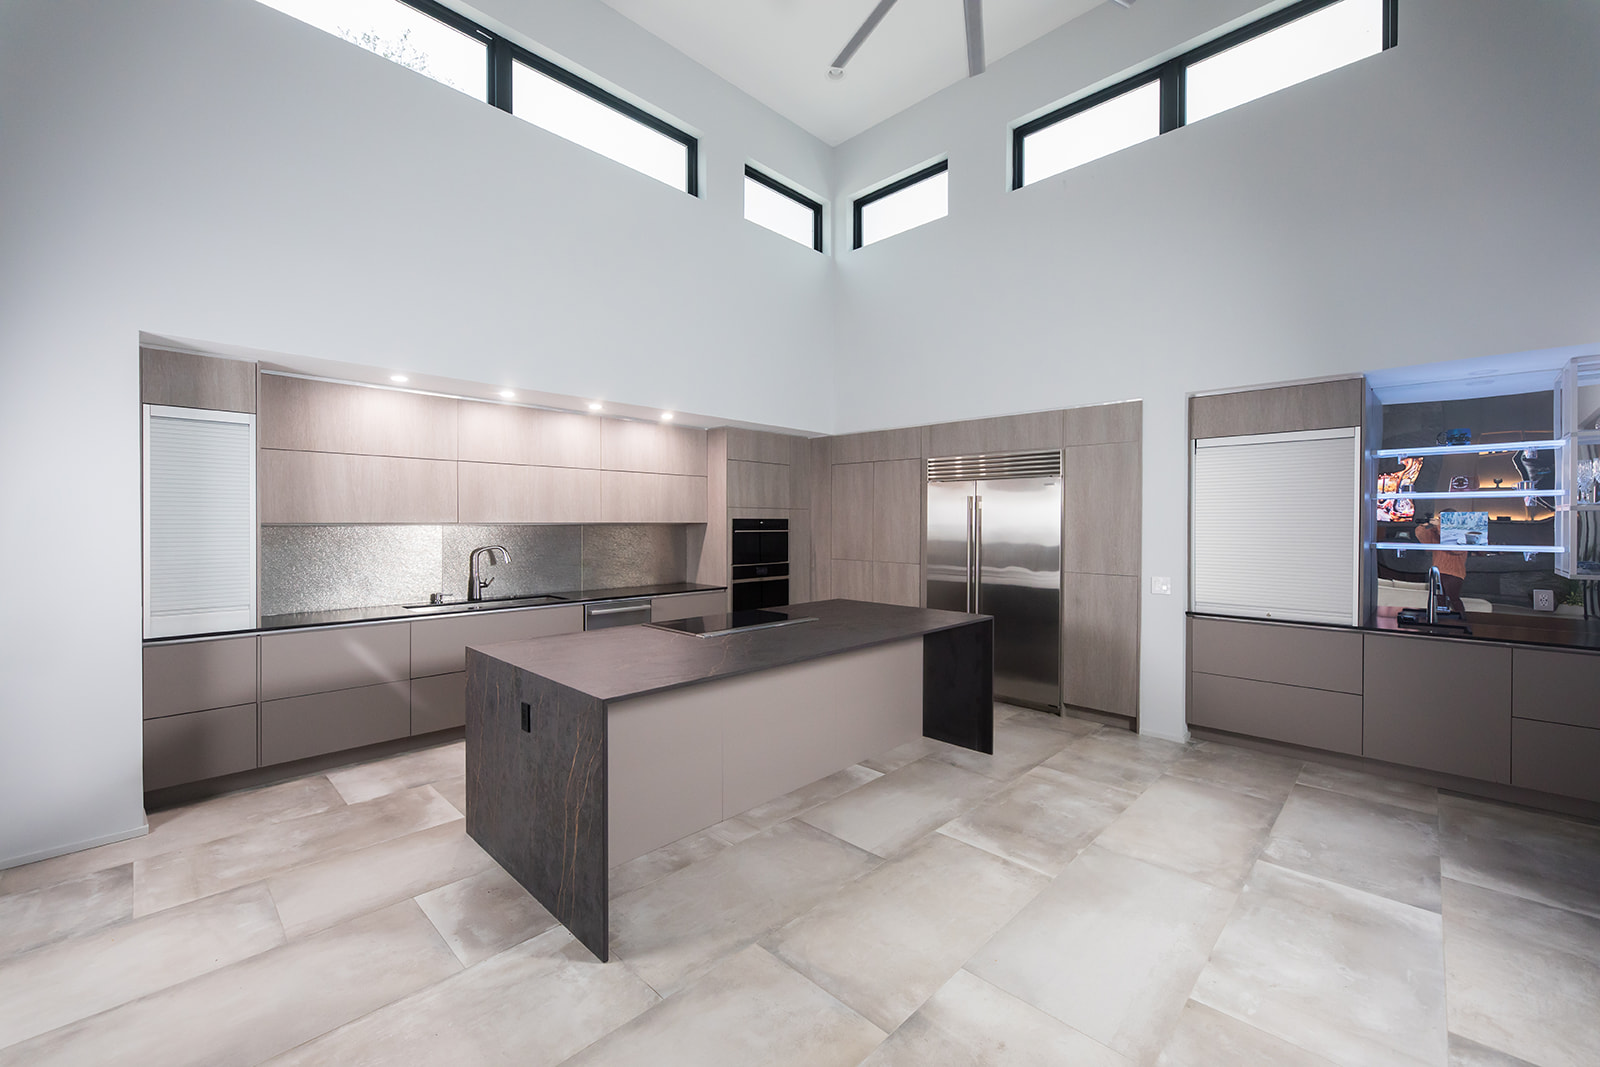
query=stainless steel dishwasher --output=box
[583,597,654,630]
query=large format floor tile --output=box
[1441,877,1600,1067]
[1040,728,1185,792]
[1167,740,1304,803]
[0,883,284,1049]
[264,927,658,1067]
[1263,784,1441,912]
[937,765,1137,877]
[968,845,1237,1064]
[609,820,880,995]
[1157,1000,1341,1067]
[0,863,133,961]
[1192,861,1447,1067]
[132,783,461,916]
[926,718,1078,781]
[764,833,1048,1032]
[414,864,560,967]
[799,757,1001,858]
[1093,774,1282,890]
[0,901,460,1067]
[1446,1034,1541,1067]
[0,776,347,897]
[861,968,1131,1067]
[1439,794,1600,919]
[562,945,884,1067]
[1298,761,1439,814]
[324,740,465,805]
[732,764,883,831]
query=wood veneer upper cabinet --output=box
[1189,379,1362,440]
[830,463,874,561]
[258,375,458,458]
[829,427,923,465]
[1062,401,1141,446]
[259,450,457,524]
[1363,633,1511,783]
[599,471,708,523]
[1061,442,1140,577]
[832,559,872,600]
[601,420,707,476]
[457,402,601,469]
[725,428,796,465]
[871,561,920,607]
[140,349,256,413]
[728,461,791,509]
[871,459,922,565]
[927,411,1062,457]
[809,439,833,599]
[457,462,601,523]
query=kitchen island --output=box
[465,598,993,960]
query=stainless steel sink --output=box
[403,595,567,614]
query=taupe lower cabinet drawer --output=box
[143,704,258,790]
[260,681,410,765]
[651,591,728,623]
[1512,719,1600,803]
[1512,647,1600,729]
[1190,672,1362,755]
[143,637,257,719]
[260,623,410,701]
[1189,617,1362,694]
[410,605,583,678]
[1363,634,1511,784]
[411,672,465,735]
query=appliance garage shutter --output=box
[143,405,257,639]
[1191,427,1360,626]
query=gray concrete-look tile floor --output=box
[2,714,1598,1066]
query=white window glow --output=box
[1186,0,1384,124]
[859,169,948,248]
[744,175,817,249]
[256,0,486,101]
[1021,80,1161,186]
[512,61,689,192]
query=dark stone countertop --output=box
[185,583,727,638]
[472,599,992,702]
[1189,611,1600,653]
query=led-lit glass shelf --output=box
[1372,542,1564,553]
[1370,440,1564,459]
[1373,490,1564,500]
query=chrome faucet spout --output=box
[1426,565,1443,625]
[468,545,511,602]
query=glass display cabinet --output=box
[1556,354,1600,581]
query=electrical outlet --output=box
[1151,576,1172,596]
[1533,589,1556,612]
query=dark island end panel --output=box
[923,619,994,754]
[466,648,609,961]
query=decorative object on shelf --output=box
[1449,475,1472,493]
[1441,428,1473,446]
[1376,455,1423,521]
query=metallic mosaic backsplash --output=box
[261,524,690,616]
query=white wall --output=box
[830,0,1600,739]
[0,0,836,866]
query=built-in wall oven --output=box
[732,518,789,611]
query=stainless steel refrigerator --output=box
[926,452,1062,710]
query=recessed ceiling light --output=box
[498,389,516,399]
[389,374,409,383]
[660,412,675,421]
[588,402,604,412]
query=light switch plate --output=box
[1533,589,1556,612]
[1151,576,1172,596]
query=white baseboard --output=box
[1,818,150,872]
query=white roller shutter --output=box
[143,406,256,638]
[1191,427,1359,626]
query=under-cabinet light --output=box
[661,412,675,421]
[498,389,516,399]
[1372,542,1564,553]
[389,374,409,383]
[588,402,604,412]
[1370,440,1564,459]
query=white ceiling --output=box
[599,0,1109,145]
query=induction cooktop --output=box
[646,609,818,638]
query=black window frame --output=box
[1011,0,1398,190]
[359,0,701,196]
[852,159,949,251]
[743,166,825,253]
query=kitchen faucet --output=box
[1426,565,1445,624]
[468,545,511,602]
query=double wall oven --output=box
[732,518,789,611]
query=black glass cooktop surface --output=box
[646,609,817,638]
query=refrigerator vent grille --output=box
[927,450,1062,482]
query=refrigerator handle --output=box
[973,495,983,614]
[965,495,975,613]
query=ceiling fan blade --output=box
[831,0,903,70]
[964,0,985,76]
